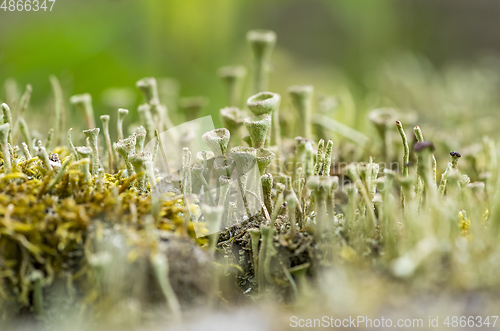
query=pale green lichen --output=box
[0,123,11,172]
[218,65,247,107]
[117,108,129,141]
[115,135,136,176]
[289,85,313,139]
[247,92,281,148]
[247,30,276,93]
[1,103,13,144]
[256,147,274,175]
[202,128,230,156]
[83,128,100,176]
[100,115,114,173]
[70,93,95,129]
[129,151,152,195]
[244,114,271,149]
[220,107,244,146]
[179,96,208,122]
[2,28,500,330]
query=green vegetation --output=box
[1,28,500,330]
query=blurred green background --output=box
[1,0,500,148]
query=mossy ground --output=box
[2,30,500,331]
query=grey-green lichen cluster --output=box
[1,29,500,329]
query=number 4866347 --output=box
[1,0,56,11]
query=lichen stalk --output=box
[100,115,114,174]
[179,96,208,122]
[414,141,437,203]
[70,93,95,129]
[18,84,32,116]
[1,104,13,144]
[137,104,155,141]
[129,152,152,195]
[36,145,53,172]
[115,135,136,177]
[18,118,32,154]
[261,173,273,215]
[248,228,261,278]
[287,193,297,239]
[218,175,232,207]
[439,152,462,196]
[182,148,192,195]
[83,128,100,176]
[75,146,92,183]
[220,107,244,146]
[326,176,339,217]
[0,123,11,173]
[136,77,160,104]
[289,85,313,139]
[50,75,65,146]
[192,163,216,205]
[244,114,271,149]
[323,140,333,176]
[46,156,72,192]
[21,142,31,159]
[396,121,409,177]
[67,128,78,160]
[218,65,247,107]
[117,108,129,141]
[247,30,276,93]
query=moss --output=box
[0,143,198,319]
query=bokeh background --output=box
[1,0,500,149]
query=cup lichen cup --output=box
[369,108,398,160]
[230,146,257,215]
[137,104,155,140]
[230,146,257,176]
[134,126,147,153]
[192,162,215,206]
[202,128,230,157]
[247,92,280,116]
[247,29,276,93]
[75,146,92,183]
[247,92,281,148]
[115,135,136,177]
[100,115,114,173]
[136,77,160,104]
[129,151,153,195]
[256,147,275,176]
[214,156,236,177]
[218,65,247,107]
[289,85,313,139]
[117,108,129,141]
[179,96,208,122]
[244,114,271,149]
